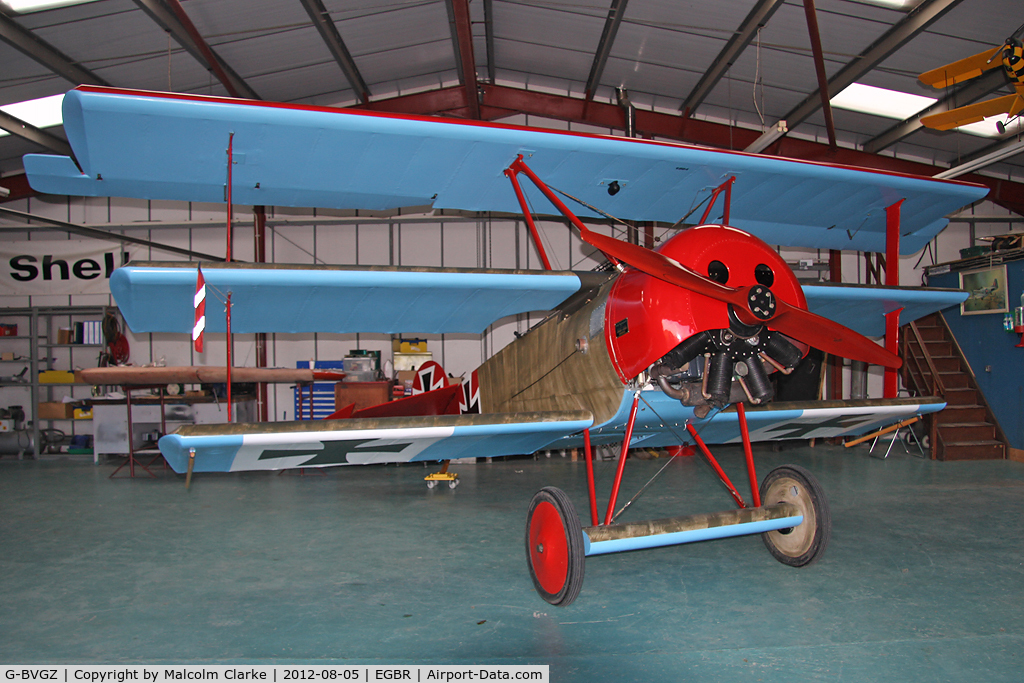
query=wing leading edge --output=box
[25,86,988,255]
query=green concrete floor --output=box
[1,443,1022,682]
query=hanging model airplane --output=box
[23,86,987,605]
[919,22,1024,133]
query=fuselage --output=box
[476,224,808,424]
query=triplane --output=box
[23,86,983,605]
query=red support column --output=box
[737,403,761,507]
[507,156,623,269]
[686,423,746,509]
[504,167,553,270]
[698,176,735,225]
[225,134,235,421]
[254,206,268,422]
[884,199,904,398]
[604,393,640,525]
[225,291,233,423]
[583,429,599,526]
[226,133,234,262]
[885,307,903,397]
[828,249,843,400]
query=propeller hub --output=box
[747,285,777,321]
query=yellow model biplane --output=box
[919,23,1024,133]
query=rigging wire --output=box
[607,393,725,524]
[753,27,765,132]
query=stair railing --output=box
[902,319,946,459]
[903,320,945,398]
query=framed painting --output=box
[960,265,1008,315]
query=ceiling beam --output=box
[746,0,964,153]
[0,173,33,203]
[935,135,1024,179]
[802,0,837,150]
[680,0,785,117]
[444,0,480,119]
[133,0,259,100]
[0,109,73,157]
[0,9,111,87]
[584,0,629,101]
[864,69,1009,153]
[298,0,370,104]
[483,0,496,83]
[0,206,225,261]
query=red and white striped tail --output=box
[193,266,206,353]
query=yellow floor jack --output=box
[425,460,459,489]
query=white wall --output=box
[3,189,1018,425]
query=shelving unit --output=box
[0,306,110,458]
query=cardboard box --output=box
[393,352,432,372]
[57,328,72,344]
[38,370,76,383]
[392,338,427,353]
[334,381,392,412]
[38,402,74,419]
[0,352,14,361]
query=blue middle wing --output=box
[112,262,599,334]
[803,282,967,337]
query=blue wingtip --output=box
[23,154,99,196]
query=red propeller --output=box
[583,229,901,370]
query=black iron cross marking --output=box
[257,439,412,466]
[762,414,877,440]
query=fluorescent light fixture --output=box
[832,82,1010,138]
[1,0,98,12]
[935,137,1024,179]
[831,83,936,120]
[0,93,65,138]
[847,0,921,9]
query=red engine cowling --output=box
[604,224,807,384]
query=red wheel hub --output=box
[528,500,569,595]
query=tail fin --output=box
[411,360,448,394]
[459,371,480,414]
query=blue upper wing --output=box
[25,86,988,255]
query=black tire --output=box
[759,465,831,567]
[525,486,585,606]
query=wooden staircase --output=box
[901,313,1007,460]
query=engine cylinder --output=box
[661,331,712,370]
[705,352,733,407]
[763,332,803,369]
[742,356,774,403]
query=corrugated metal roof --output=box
[0,0,1020,197]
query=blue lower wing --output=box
[158,412,593,473]
[558,390,944,449]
